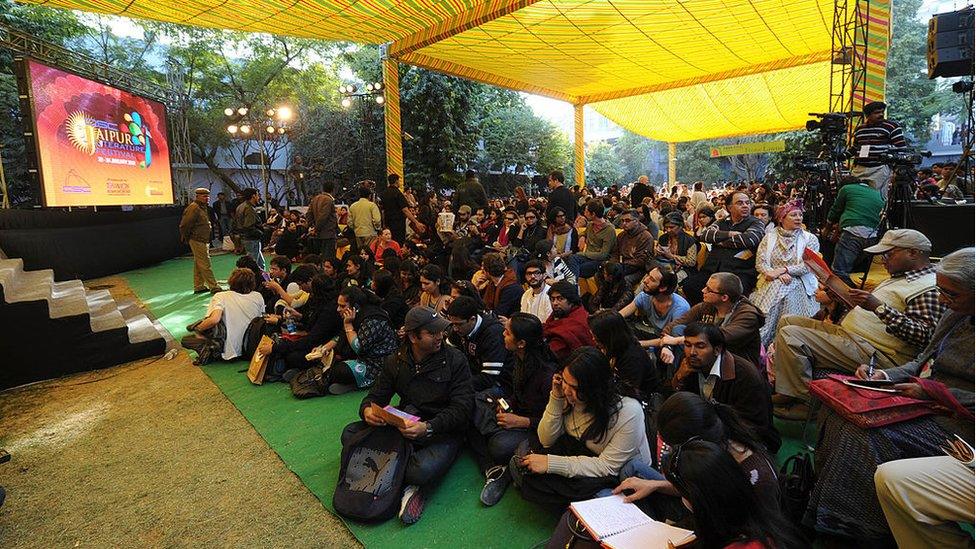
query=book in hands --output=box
[370,402,421,429]
[803,248,855,308]
[570,495,695,549]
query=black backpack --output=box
[241,316,269,359]
[779,451,815,522]
[333,425,412,522]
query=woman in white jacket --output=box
[510,347,650,505]
[749,200,820,347]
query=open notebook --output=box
[570,495,695,548]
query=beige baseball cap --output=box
[864,229,932,253]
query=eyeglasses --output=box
[664,435,702,489]
[938,286,961,300]
[525,270,543,277]
[701,286,725,296]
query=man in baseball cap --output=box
[863,228,932,255]
[772,227,943,420]
[348,305,472,525]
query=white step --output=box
[87,290,127,332]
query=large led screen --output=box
[26,59,174,206]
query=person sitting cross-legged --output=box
[659,272,765,373]
[509,347,651,506]
[772,229,945,420]
[567,199,617,279]
[473,313,557,507]
[345,306,474,525]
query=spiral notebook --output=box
[570,495,695,549]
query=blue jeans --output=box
[594,457,665,497]
[243,238,266,270]
[342,421,461,488]
[568,254,603,278]
[832,231,874,286]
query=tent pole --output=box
[574,104,584,188]
[668,142,677,187]
[382,56,403,183]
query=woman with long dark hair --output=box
[343,255,370,289]
[587,261,634,312]
[313,286,398,394]
[371,269,408,330]
[587,310,659,400]
[665,440,808,549]
[397,259,422,306]
[474,313,558,506]
[258,273,342,378]
[510,347,651,506]
[447,279,488,314]
[418,263,449,314]
[613,392,781,516]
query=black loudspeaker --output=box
[910,202,975,257]
[927,7,975,79]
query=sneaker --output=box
[209,286,224,294]
[479,465,511,507]
[305,344,327,361]
[193,288,209,294]
[399,485,425,524]
[773,402,812,421]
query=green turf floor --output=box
[121,253,814,548]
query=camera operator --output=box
[848,101,909,200]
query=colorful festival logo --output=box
[64,109,153,168]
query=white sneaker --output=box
[398,484,424,524]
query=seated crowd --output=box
[182,170,974,547]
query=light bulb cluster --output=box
[224,105,294,137]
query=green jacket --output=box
[827,183,884,229]
[581,220,617,260]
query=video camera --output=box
[876,149,932,167]
[805,112,849,134]
[792,157,831,174]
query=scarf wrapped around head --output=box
[775,199,804,223]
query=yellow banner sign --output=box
[709,141,786,157]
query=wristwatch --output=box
[874,303,886,315]
[424,423,434,438]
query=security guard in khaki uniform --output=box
[180,188,221,294]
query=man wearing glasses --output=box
[519,259,552,323]
[684,192,765,305]
[772,229,944,420]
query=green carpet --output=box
[121,254,559,549]
[121,254,815,548]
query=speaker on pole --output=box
[927,7,975,79]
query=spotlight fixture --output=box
[375,95,385,104]
[224,107,234,116]
[341,98,352,108]
[374,82,383,91]
[278,127,286,135]
[276,106,293,121]
[366,83,374,92]
[266,108,275,117]
[266,126,276,134]
[237,107,248,116]
[240,124,251,135]
[227,124,238,134]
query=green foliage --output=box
[676,140,724,183]
[766,131,819,179]
[0,3,88,205]
[586,141,622,188]
[614,132,654,182]
[885,0,952,142]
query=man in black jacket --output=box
[672,323,780,453]
[348,306,473,524]
[683,191,764,304]
[545,170,576,224]
[446,296,511,391]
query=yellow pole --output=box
[382,57,403,183]
[668,142,677,187]
[574,104,584,188]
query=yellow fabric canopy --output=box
[21,0,887,142]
